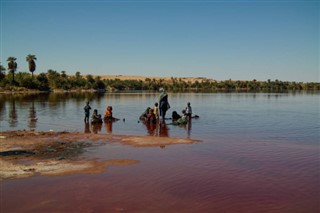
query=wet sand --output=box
[0,130,201,180]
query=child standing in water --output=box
[146,108,157,124]
[84,101,91,123]
[185,102,192,119]
[153,102,159,121]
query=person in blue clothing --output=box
[159,88,170,121]
[84,101,91,123]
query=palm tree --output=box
[26,54,37,78]
[0,63,6,80]
[7,57,17,83]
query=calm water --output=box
[1,92,319,213]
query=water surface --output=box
[1,92,319,213]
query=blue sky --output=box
[1,0,319,82]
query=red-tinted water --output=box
[1,93,319,212]
[2,138,319,213]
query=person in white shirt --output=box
[185,102,192,119]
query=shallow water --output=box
[1,92,319,212]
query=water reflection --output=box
[171,119,193,138]
[83,120,118,134]
[9,99,17,127]
[142,119,195,138]
[105,121,113,133]
[187,119,192,138]
[91,123,102,134]
[143,120,170,137]
[84,122,91,133]
[0,96,5,126]
[159,121,169,137]
[144,122,159,136]
[28,101,37,129]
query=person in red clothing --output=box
[104,106,113,120]
[146,108,157,125]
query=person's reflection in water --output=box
[105,121,113,133]
[84,122,91,133]
[91,123,102,134]
[187,119,192,138]
[145,122,158,136]
[159,121,169,137]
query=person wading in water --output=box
[159,88,170,122]
[84,101,91,123]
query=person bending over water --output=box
[104,106,113,120]
[172,111,181,120]
[104,106,119,122]
[172,110,188,125]
[91,109,102,124]
[146,108,157,125]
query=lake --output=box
[1,92,319,213]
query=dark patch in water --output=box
[0,150,35,156]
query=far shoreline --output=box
[1,74,319,93]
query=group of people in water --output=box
[139,88,198,125]
[84,88,198,127]
[84,102,119,124]
[139,101,195,126]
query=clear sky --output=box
[1,0,319,82]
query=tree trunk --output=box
[12,70,15,83]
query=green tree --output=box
[61,70,67,78]
[16,72,38,89]
[86,74,95,89]
[94,76,105,90]
[47,69,61,89]
[26,54,37,78]
[37,72,50,91]
[71,71,86,88]
[0,63,5,80]
[7,57,17,83]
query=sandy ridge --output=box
[97,75,214,83]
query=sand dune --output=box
[98,75,214,83]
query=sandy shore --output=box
[0,130,201,180]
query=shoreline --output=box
[1,74,318,93]
[0,130,201,180]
